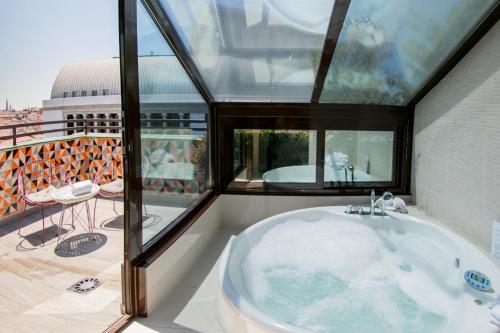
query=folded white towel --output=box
[71,180,93,196]
[392,197,408,214]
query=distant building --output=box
[3,99,13,111]
[0,108,42,146]
[42,56,207,137]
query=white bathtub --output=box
[218,206,500,333]
[262,165,371,183]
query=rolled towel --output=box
[377,196,408,214]
[392,197,408,214]
[491,304,500,323]
[490,318,500,329]
[71,180,93,196]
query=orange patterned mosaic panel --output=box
[0,137,123,218]
[0,135,207,219]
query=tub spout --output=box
[370,189,376,215]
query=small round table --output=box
[52,183,100,249]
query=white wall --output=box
[356,131,393,181]
[219,194,411,229]
[41,108,64,138]
[145,199,222,313]
[325,130,393,180]
[412,21,500,251]
[42,96,121,138]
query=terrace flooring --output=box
[0,198,124,333]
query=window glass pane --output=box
[137,1,210,246]
[324,130,393,183]
[320,0,497,105]
[160,0,334,102]
[233,129,316,183]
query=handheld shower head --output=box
[382,192,393,201]
[380,192,393,215]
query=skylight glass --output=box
[320,0,497,105]
[159,0,335,102]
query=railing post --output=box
[12,126,16,146]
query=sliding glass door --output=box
[136,1,211,247]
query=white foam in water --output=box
[241,217,462,333]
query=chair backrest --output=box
[93,156,118,185]
[17,169,25,198]
[141,155,150,182]
[17,159,62,199]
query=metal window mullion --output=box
[310,0,351,103]
[141,0,214,104]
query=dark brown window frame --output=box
[216,103,413,196]
[116,0,498,323]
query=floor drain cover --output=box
[72,277,102,293]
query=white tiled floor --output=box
[0,198,125,333]
[124,229,238,333]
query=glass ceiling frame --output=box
[141,0,498,106]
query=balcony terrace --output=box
[0,199,124,333]
[0,120,125,332]
[0,117,207,332]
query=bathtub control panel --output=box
[464,270,491,291]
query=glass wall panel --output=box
[233,129,316,183]
[320,0,497,105]
[137,1,210,246]
[324,130,393,183]
[160,0,334,102]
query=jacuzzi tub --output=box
[218,206,500,333]
[262,165,371,183]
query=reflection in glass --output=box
[320,0,497,105]
[233,129,316,183]
[137,1,210,245]
[160,0,334,102]
[324,130,393,183]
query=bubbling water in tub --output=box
[241,217,461,333]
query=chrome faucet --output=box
[348,165,355,182]
[345,189,393,216]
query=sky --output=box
[0,0,120,109]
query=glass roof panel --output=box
[160,0,335,102]
[320,0,497,105]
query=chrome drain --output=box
[72,277,102,293]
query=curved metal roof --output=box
[50,56,199,99]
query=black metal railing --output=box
[139,118,207,130]
[0,119,122,146]
[0,115,208,146]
